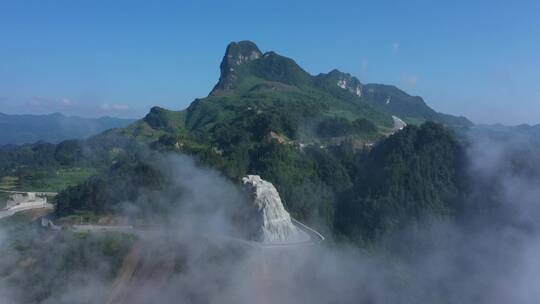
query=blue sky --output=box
[0,0,539,124]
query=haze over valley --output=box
[1,2,539,303]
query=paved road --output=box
[0,189,58,196]
[67,218,324,249]
[0,202,54,219]
[392,115,407,132]
[215,218,325,249]
[72,224,135,233]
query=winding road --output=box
[0,189,58,196]
[0,201,54,219]
[0,191,55,220]
[70,219,325,248]
[392,115,407,132]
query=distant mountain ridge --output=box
[0,112,135,145]
[468,123,540,142]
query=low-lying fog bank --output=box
[1,128,540,304]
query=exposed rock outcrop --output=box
[266,131,288,144]
[326,69,363,97]
[211,41,262,94]
[392,115,407,131]
[242,175,301,243]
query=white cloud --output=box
[60,98,73,106]
[99,103,130,111]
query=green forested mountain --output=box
[1,41,470,242]
[111,40,471,172]
[335,122,465,243]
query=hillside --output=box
[46,42,467,241]
[0,41,475,303]
[115,40,471,153]
[1,41,471,242]
[0,112,134,145]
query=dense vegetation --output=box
[0,40,471,244]
[316,117,378,138]
[50,120,464,244]
[54,155,165,217]
[0,132,141,192]
[335,122,465,243]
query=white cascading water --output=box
[242,175,304,243]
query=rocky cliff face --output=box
[320,69,363,97]
[210,41,262,94]
[242,175,302,243]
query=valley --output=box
[0,40,533,304]
[1,0,538,302]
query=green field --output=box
[0,176,18,190]
[1,167,97,193]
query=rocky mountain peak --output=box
[327,69,363,97]
[223,40,262,69]
[242,175,302,243]
[210,41,263,94]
